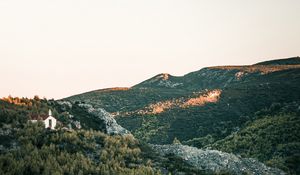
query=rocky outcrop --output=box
[56,100,73,108]
[134,73,184,88]
[78,103,130,135]
[152,144,285,175]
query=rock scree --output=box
[78,103,130,135]
[152,144,285,175]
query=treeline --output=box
[0,96,59,127]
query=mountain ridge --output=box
[64,56,300,174]
[254,56,300,65]
[66,57,300,97]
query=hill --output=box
[0,97,211,175]
[66,57,300,144]
[1,97,283,175]
[65,57,300,174]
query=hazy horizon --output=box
[1,0,300,99]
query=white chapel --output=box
[30,109,57,130]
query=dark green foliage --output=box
[183,135,215,148]
[64,102,107,131]
[68,87,189,113]
[0,97,218,175]
[0,123,159,175]
[209,106,300,175]
[0,96,58,127]
[117,68,300,145]
[160,154,207,175]
[0,98,160,174]
[67,64,300,146]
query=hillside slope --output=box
[1,97,284,175]
[208,103,300,175]
[0,97,218,175]
[65,57,300,174]
[66,57,300,143]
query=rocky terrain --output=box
[77,103,130,135]
[152,144,285,175]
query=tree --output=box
[172,137,181,145]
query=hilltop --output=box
[255,56,300,65]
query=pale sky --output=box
[1,0,299,99]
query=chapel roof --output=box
[30,114,50,120]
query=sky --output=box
[0,0,299,99]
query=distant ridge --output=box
[254,56,300,65]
